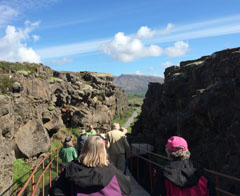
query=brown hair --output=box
[78,136,109,167]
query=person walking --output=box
[86,124,97,136]
[105,123,130,173]
[59,136,78,163]
[50,135,131,196]
[77,130,88,155]
[152,136,216,196]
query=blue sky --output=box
[0,0,240,77]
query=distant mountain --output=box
[114,74,164,94]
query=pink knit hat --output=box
[166,136,188,151]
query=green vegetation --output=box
[127,111,141,133]
[13,159,32,192]
[49,77,64,83]
[173,72,187,79]
[127,93,144,105]
[0,76,15,94]
[69,127,81,137]
[185,60,204,67]
[0,61,37,74]
[125,88,147,95]
[113,93,144,133]
[93,72,112,77]
[112,106,136,127]
[12,143,63,195]
[48,104,55,111]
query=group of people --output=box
[51,124,216,196]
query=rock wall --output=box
[132,47,240,183]
[0,62,127,194]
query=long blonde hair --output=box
[78,136,109,167]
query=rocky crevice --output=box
[132,47,240,191]
[0,62,128,194]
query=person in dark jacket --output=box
[77,130,88,154]
[50,135,131,196]
[152,136,216,196]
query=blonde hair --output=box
[166,148,191,160]
[78,136,109,167]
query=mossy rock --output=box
[17,70,29,76]
[81,84,93,91]
[173,72,187,79]
[50,77,64,83]
[94,72,112,77]
[0,94,7,100]
[48,104,55,111]
[12,82,21,92]
[77,90,85,96]
[184,60,204,67]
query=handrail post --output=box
[42,160,45,196]
[49,154,52,188]
[137,148,139,182]
[57,148,59,177]
[32,168,35,192]
[148,153,153,194]
[130,145,133,173]
[216,175,220,196]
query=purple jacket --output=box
[50,160,131,196]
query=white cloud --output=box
[101,31,163,62]
[32,35,40,41]
[0,0,60,11]
[135,70,143,75]
[156,23,174,35]
[37,15,240,60]
[0,5,18,27]
[52,57,73,65]
[137,26,155,38]
[162,61,173,68]
[37,39,108,59]
[135,67,159,76]
[0,22,41,63]
[165,41,189,57]
[0,0,58,29]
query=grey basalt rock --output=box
[16,119,50,158]
[132,47,240,187]
[0,62,128,194]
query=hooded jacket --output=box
[50,160,131,196]
[152,160,216,196]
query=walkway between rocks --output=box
[124,108,140,128]
[126,169,150,196]
[123,108,150,196]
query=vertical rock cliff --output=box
[0,62,128,194]
[133,47,240,182]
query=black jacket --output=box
[50,160,131,196]
[152,159,216,196]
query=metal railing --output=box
[17,147,60,196]
[130,145,240,196]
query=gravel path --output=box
[124,108,140,128]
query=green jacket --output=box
[86,129,97,136]
[60,147,78,163]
